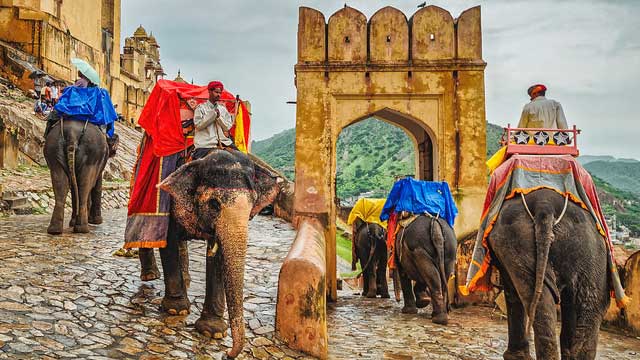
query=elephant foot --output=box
[401,305,418,314]
[140,268,160,281]
[161,295,190,316]
[416,294,431,309]
[365,290,378,298]
[73,224,90,233]
[68,217,76,227]
[379,291,390,299]
[195,315,228,339]
[88,215,103,225]
[503,348,533,360]
[47,223,63,235]
[431,312,448,325]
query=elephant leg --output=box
[502,271,533,360]
[357,244,377,298]
[196,241,227,338]
[399,267,417,314]
[414,282,431,308]
[139,248,160,281]
[73,175,93,233]
[47,167,69,235]
[532,289,559,360]
[159,218,190,315]
[412,249,447,325]
[566,299,602,360]
[178,240,191,289]
[375,252,390,298]
[88,175,103,224]
[559,288,576,359]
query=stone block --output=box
[275,218,328,359]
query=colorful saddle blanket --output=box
[462,154,628,307]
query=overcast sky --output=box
[121,0,640,160]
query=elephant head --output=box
[159,149,280,357]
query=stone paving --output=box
[0,209,308,359]
[1,209,639,359]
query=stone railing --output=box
[275,217,328,359]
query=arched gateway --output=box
[276,5,487,358]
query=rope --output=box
[520,192,569,225]
[521,192,535,222]
[554,194,569,226]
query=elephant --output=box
[394,214,457,325]
[44,119,115,234]
[488,189,609,360]
[156,149,280,358]
[352,218,389,298]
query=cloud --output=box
[121,0,639,159]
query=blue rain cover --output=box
[380,178,458,227]
[54,87,117,137]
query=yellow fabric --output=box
[234,103,247,153]
[486,146,507,173]
[347,198,388,229]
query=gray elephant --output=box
[394,214,456,324]
[156,149,280,358]
[44,119,115,234]
[488,189,609,360]
[352,218,389,298]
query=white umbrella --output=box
[71,58,100,86]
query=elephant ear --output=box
[158,159,204,235]
[249,160,282,218]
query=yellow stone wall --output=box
[294,5,487,300]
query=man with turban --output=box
[190,80,235,159]
[517,84,568,129]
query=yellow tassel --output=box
[616,295,632,309]
[458,285,470,296]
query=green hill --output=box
[253,122,640,235]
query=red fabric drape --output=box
[138,79,238,157]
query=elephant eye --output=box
[208,197,221,213]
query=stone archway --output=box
[277,5,488,357]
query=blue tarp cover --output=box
[380,178,458,227]
[54,87,117,137]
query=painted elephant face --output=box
[159,150,281,239]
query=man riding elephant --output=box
[124,80,276,358]
[463,155,629,359]
[44,84,118,234]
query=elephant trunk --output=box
[527,202,555,337]
[217,194,250,358]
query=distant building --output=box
[0,1,165,126]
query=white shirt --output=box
[518,96,568,129]
[193,100,233,148]
[51,86,59,100]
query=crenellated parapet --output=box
[297,5,483,69]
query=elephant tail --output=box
[430,217,448,310]
[526,201,555,337]
[65,131,80,220]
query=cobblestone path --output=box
[0,210,307,359]
[328,294,640,359]
[1,210,639,359]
